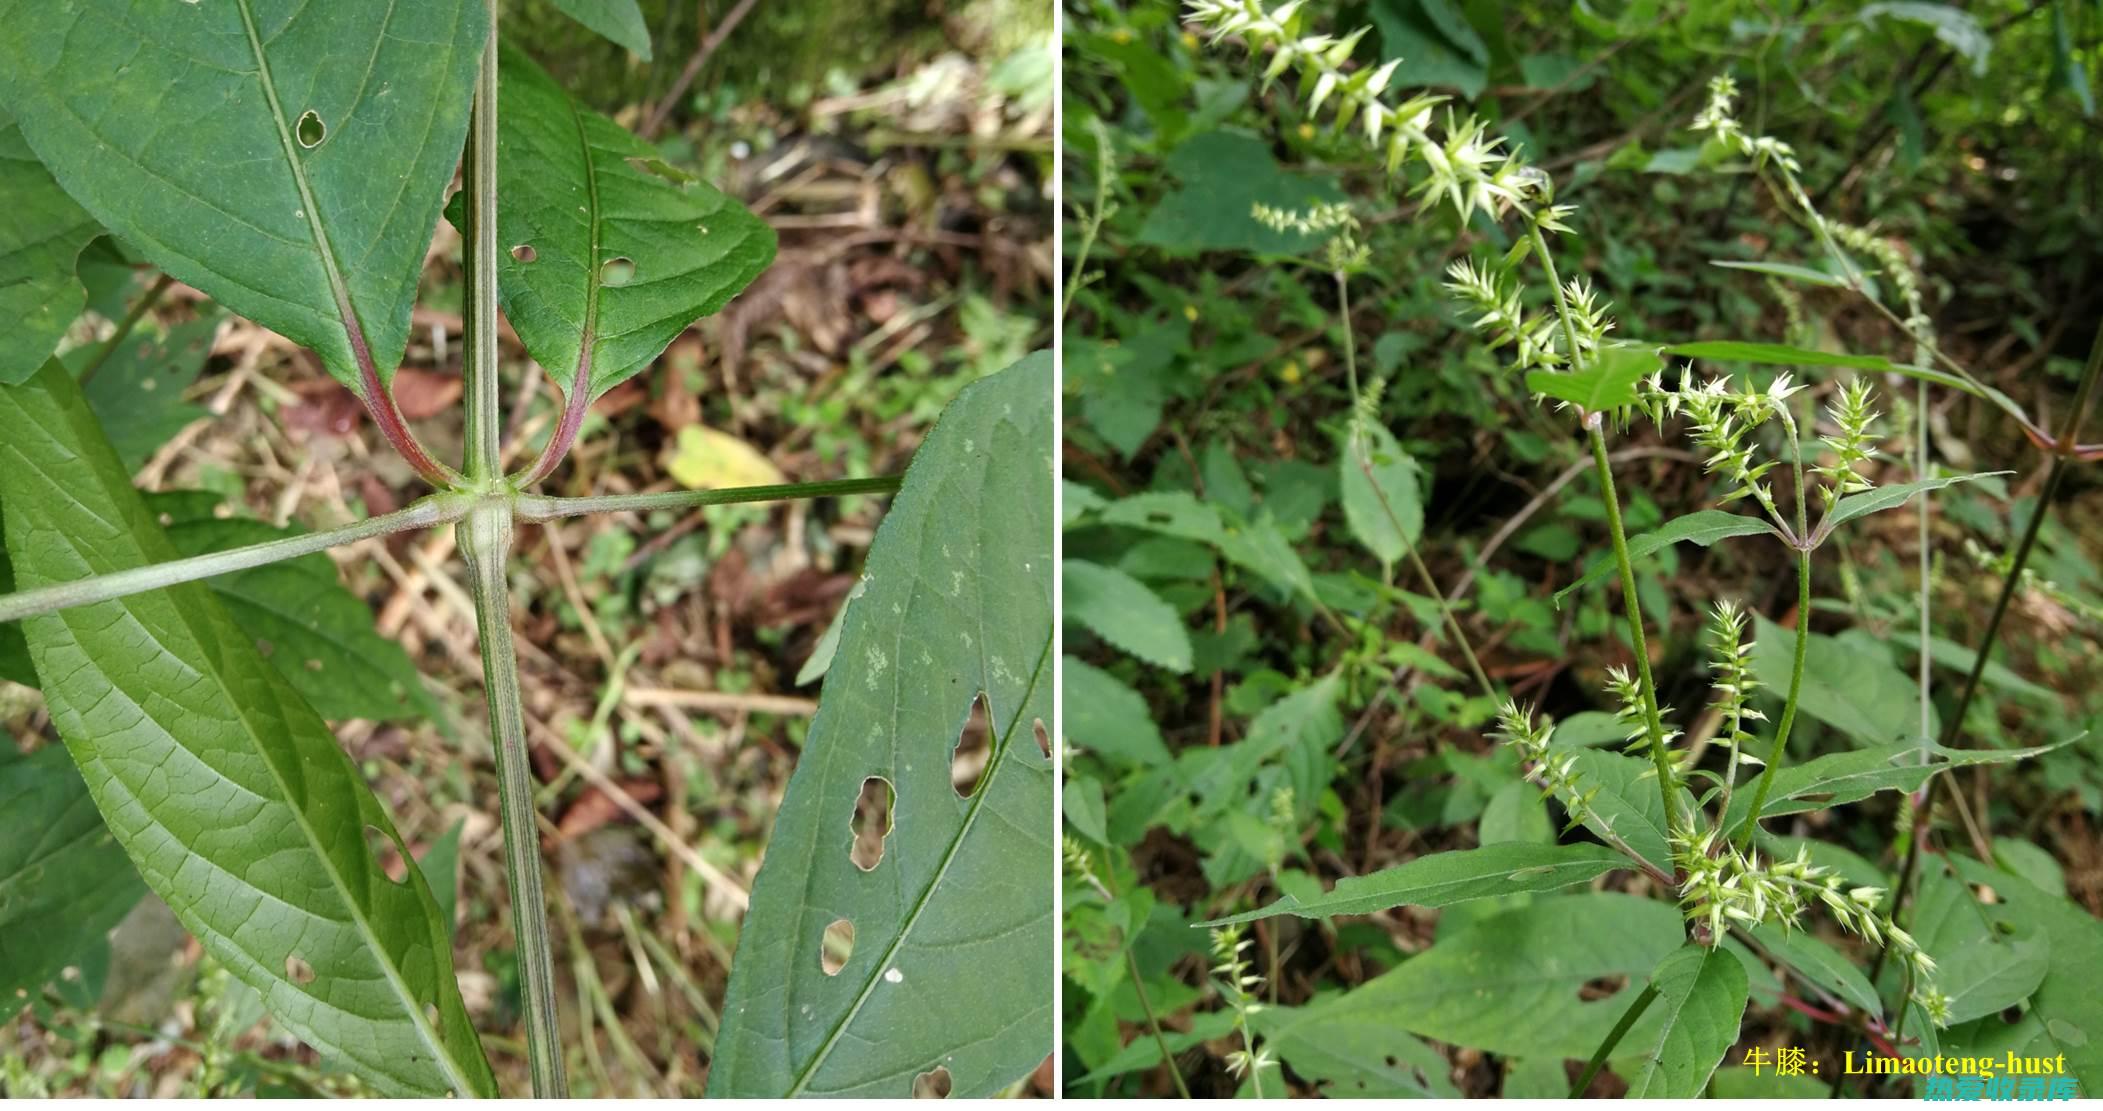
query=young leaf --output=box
[1813,471,2008,542]
[1197,843,1634,925]
[0,360,494,1097]
[547,0,653,60]
[708,353,1052,1098]
[448,44,773,404]
[1338,418,1423,566]
[0,117,99,384]
[1525,344,1657,413]
[0,1,486,392]
[1554,509,1777,606]
[1342,893,1684,1057]
[1622,944,1749,1098]
[1062,560,1192,672]
[0,746,146,1005]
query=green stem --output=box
[1589,425,1683,846]
[460,1,564,1096]
[1526,222,1680,846]
[1060,119,1114,327]
[0,495,468,624]
[1125,949,1192,1099]
[515,475,902,520]
[1737,548,1811,851]
[1570,983,1658,1097]
[461,0,503,485]
[460,502,567,1097]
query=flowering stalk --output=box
[1209,925,1275,1097]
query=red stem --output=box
[360,360,461,488]
[514,349,593,488]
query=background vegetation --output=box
[0,0,1052,1096]
[1061,0,2103,1097]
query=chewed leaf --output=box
[708,354,1053,1098]
[0,0,485,391]
[447,44,774,403]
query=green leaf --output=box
[1347,893,1684,1057]
[0,0,485,391]
[149,493,435,724]
[1747,923,1881,1019]
[1062,657,1173,769]
[1187,674,1341,822]
[1749,619,1930,746]
[547,0,652,59]
[0,360,493,1096]
[1136,131,1347,255]
[1339,418,1423,566]
[1198,843,1635,925]
[708,353,1052,1098]
[1950,856,2103,1087]
[0,527,29,686]
[1525,345,1658,413]
[1861,2,1990,76]
[1709,259,1846,288]
[1623,944,1749,1098]
[447,44,772,402]
[1096,491,1321,605]
[1666,340,1892,372]
[66,315,222,471]
[1256,992,1461,1098]
[1555,510,1776,606]
[1560,747,1685,875]
[0,117,99,383]
[0,746,146,1004]
[1814,472,2007,541]
[1721,736,2072,835]
[1912,859,2049,1026]
[1063,560,1191,672]
[1369,0,1488,98]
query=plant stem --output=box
[461,1,564,1095]
[1570,983,1658,1097]
[515,475,902,520]
[1525,223,1681,846]
[460,502,567,1097]
[1737,548,1811,850]
[1589,425,1683,846]
[1060,119,1114,327]
[75,273,176,385]
[0,495,468,623]
[1334,269,1493,698]
[1124,949,1192,1099]
[461,0,503,485]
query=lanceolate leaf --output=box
[1062,560,1192,672]
[1199,843,1634,925]
[709,353,1053,1098]
[1812,471,2008,542]
[0,361,493,1097]
[0,117,99,384]
[1708,259,1846,288]
[0,0,485,391]
[1748,923,1882,1019]
[1720,738,2073,836]
[1623,944,1749,1098]
[1554,509,1776,606]
[0,746,146,1004]
[547,0,653,59]
[451,44,773,403]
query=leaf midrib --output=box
[5,400,477,1096]
[784,630,1052,1097]
[230,0,378,377]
